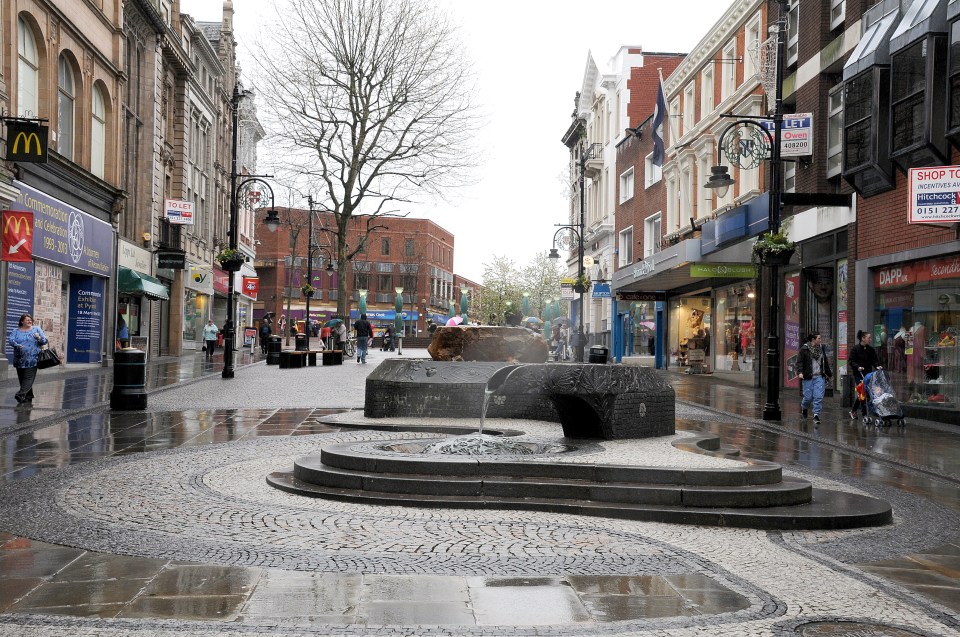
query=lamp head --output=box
[705,165,734,198]
[548,248,560,259]
[325,261,334,273]
[395,287,404,295]
[264,209,281,232]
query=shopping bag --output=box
[36,346,60,370]
[855,381,866,402]
[202,345,207,352]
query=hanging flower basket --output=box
[216,248,246,272]
[572,275,591,294]
[751,231,795,266]
[301,284,316,298]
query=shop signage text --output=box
[908,166,960,223]
[11,182,113,276]
[632,259,655,278]
[874,255,960,289]
[67,274,104,364]
[2,210,34,262]
[118,239,152,273]
[617,291,664,302]
[157,251,186,269]
[592,283,611,298]
[4,261,35,364]
[690,263,757,278]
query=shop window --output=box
[842,68,895,197]
[890,36,948,170]
[715,285,755,373]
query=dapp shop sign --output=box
[10,181,114,276]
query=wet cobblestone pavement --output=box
[0,351,957,636]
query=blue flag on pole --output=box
[652,77,667,167]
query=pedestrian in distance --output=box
[202,319,219,360]
[354,313,373,364]
[382,324,394,351]
[848,329,881,420]
[259,321,271,355]
[798,332,833,424]
[116,313,129,349]
[334,321,347,351]
[7,313,48,404]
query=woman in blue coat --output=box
[7,313,48,403]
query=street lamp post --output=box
[394,287,404,355]
[551,140,600,363]
[263,199,334,353]
[704,0,787,420]
[223,84,278,379]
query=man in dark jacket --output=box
[798,332,832,423]
[353,313,373,364]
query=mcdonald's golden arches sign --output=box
[2,210,34,262]
[6,122,48,163]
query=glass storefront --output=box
[629,301,656,356]
[872,254,960,415]
[183,290,209,343]
[668,296,711,370]
[713,284,756,373]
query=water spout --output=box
[479,364,524,435]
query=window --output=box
[721,43,737,103]
[669,97,681,143]
[682,84,695,134]
[91,85,106,178]
[618,227,633,267]
[891,36,948,169]
[378,273,392,292]
[842,68,895,196]
[744,14,761,79]
[701,66,714,116]
[644,213,661,258]
[787,0,799,67]
[17,17,39,118]
[784,161,796,193]
[827,86,844,178]
[58,55,76,160]
[405,238,415,256]
[381,237,390,255]
[619,167,634,203]
[830,0,845,30]
[644,153,662,187]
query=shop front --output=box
[183,262,213,350]
[713,282,757,373]
[117,239,169,356]
[5,182,114,365]
[870,252,960,420]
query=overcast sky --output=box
[181,0,733,282]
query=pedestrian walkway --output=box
[0,355,957,636]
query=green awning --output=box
[118,267,170,300]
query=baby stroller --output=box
[862,369,905,427]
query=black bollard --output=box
[266,335,282,365]
[111,348,147,410]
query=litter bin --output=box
[295,334,308,351]
[111,348,147,410]
[588,345,609,364]
[266,335,282,365]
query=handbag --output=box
[202,345,207,352]
[36,345,60,370]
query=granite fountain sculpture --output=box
[267,326,892,530]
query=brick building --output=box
[254,209,461,337]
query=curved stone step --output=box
[292,459,812,508]
[267,472,892,530]
[316,442,783,487]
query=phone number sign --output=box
[909,166,960,223]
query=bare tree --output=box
[253,0,481,319]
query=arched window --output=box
[91,85,106,178]
[57,54,75,160]
[17,17,39,117]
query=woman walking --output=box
[7,313,48,404]
[798,332,833,424]
[848,329,881,420]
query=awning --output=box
[118,267,170,300]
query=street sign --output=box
[164,199,195,225]
[908,166,960,223]
[2,210,33,262]
[157,251,186,269]
[6,122,48,163]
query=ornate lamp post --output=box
[549,226,585,362]
[222,83,276,379]
[263,197,334,353]
[704,0,788,420]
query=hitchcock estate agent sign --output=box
[908,166,960,224]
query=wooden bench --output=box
[278,351,308,369]
[322,349,343,366]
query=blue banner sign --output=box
[67,274,104,363]
[12,181,114,276]
[349,309,419,321]
[592,283,611,298]
[4,261,35,363]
